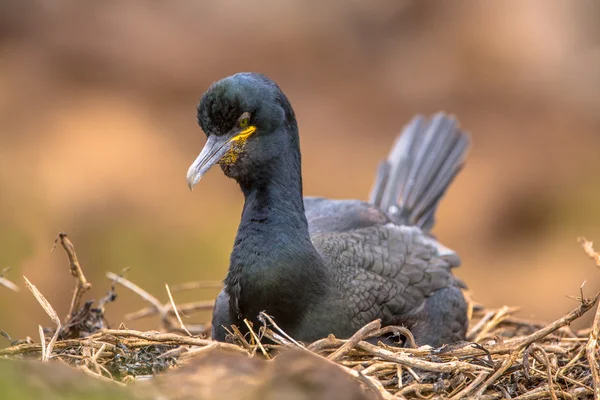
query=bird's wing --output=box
[311,224,461,327]
[304,197,390,235]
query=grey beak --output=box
[186,135,231,189]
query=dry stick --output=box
[92,343,107,363]
[587,297,600,400]
[579,236,600,400]
[37,325,47,361]
[230,325,253,351]
[23,276,61,362]
[105,271,173,330]
[474,351,521,397]
[263,335,393,398]
[370,325,416,349]
[508,296,594,351]
[360,362,396,376]
[404,366,421,383]
[262,319,451,395]
[449,372,489,399]
[350,370,397,400]
[398,383,436,397]
[80,365,126,387]
[155,345,189,360]
[579,237,600,268]
[165,283,192,336]
[467,309,501,339]
[244,315,394,399]
[306,297,595,366]
[396,364,403,389]
[243,319,270,359]
[528,344,558,400]
[0,276,19,292]
[306,337,341,353]
[512,385,573,400]
[311,354,397,400]
[0,267,19,292]
[108,273,212,332]
[125,300,215,321]
[88,343,115,380]
[444,294,599,359]
[555,369,594,393]
[328,320,382,361]
[258,312,304,348]
[257,314,429,398]
[170,281,223,292]
[473,305,518,343]
[106,272,163,311]
[124,307,163,321]
[260,326,299,348]
[176,342,220,362]
[355,341,492,373]
[0,276,20,292]
[0,329,250,357]
[53,233,91,321]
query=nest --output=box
[1,233,599,399]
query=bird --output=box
[186,72,470,347]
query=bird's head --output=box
[187,72,298,189]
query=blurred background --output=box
[1,0,599,340]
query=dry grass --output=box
[0,233,599,399]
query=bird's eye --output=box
[238,112,251,129]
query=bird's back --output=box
[303,113,470,347]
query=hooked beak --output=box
[186,126,256,189]
[186,135,230,189]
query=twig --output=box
[258,312,304,348]
[327,320,381,361]
[53,233,91,321]
[0,267,19,292]
[443,293,599,359]
[396,364,402,389]
[467,311,496,340]
[124,300,215,321]
[23,276,61,361]
[527,344,558,400]
[587,298,600,400]
[356,341,492,373]
[165,283,192,336]
[370,325,416,348]
[449,372,489,399]
[106,271,163,311]
[579,236,600,399]
[106,271,172,330]
[170,281,223,292]
[404,366,421,383]
[474,351,521,397]
[579,237,600,268]
[243,319,270,359]
[80,365,126,387]
[38,325,46,361]
[473,306,519,342]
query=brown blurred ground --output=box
[1,0,600,340]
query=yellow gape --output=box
[219,125,256,165]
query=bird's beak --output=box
[186,126,257,189]
[186,135,231,189]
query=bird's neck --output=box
[239,151,308,234]
[236,130,311,241]
[225,138,328,327]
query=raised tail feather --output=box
[369,113,470,231]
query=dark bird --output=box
[187,73,470,347]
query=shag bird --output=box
[187,73,470,347]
